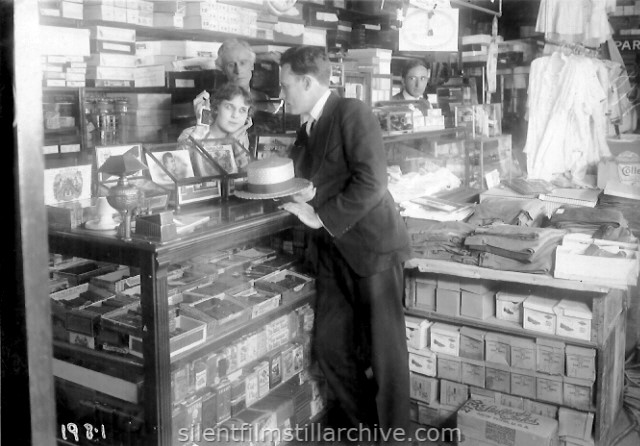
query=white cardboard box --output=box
[510,336,536,370]
[536,338,565,376]
[563,377,593,410]
[536,374,564,405]
[485,332,511,366]
[459,326,486,361]
[485,364,511,393]
[405,316,431,350]
[436,353,462,382]
[457,399,559,446]
[554,242,639,286]
[430,322,460,356]
[558,407,594,440]
[553,299,592,341]
[408,347,436,377]
[496,290,528,323]
[565,345,596,381]
[523,295,557,335]
[461,358,486,388]
[511,369,536,399]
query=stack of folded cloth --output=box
[405,219,478,265]
[545,206,637,243]
[464,225,567,274]
[466,198,547,227]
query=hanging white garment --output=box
[536,0,612,46]
[525,54,611,182]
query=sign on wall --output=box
[399,6,459,52]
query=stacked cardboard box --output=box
[346,48,392,102]
[40,26,90,87]
[183,1,257,36]
[87,26,136,88]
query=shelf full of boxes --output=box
[37,0,331,158]
[403,258,629,446]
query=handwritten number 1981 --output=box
[61,423,106,442]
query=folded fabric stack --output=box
[466,197,547,227]
[464,225,566,274]
[405,219,478,265]
[545,206,637,243]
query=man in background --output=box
[393,59,432,104]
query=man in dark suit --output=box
[279,46,412,440]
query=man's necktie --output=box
[292,121,312,178]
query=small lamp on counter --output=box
[98,152,148,241]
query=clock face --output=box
[400,7,459,51]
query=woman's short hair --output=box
[402,59,429,80]
[215,38,256,70]
[209,83,253,121]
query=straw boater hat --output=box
[235,157,312,200]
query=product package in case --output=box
[227,286,281,319]
[253,269,314,302]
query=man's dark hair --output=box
[280,46,331,85]
[402,59,429,80]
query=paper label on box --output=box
[566,350,596,380]
[485,367,510,393]
[485,337,510,366]
[511,372,536,398]
[537,345,565,375]
[537,376,563,404]
[409,351,436,377]
[511,345,536,370]
[524,308,556,334]
[460,333,484,361]
[461,360,485,387]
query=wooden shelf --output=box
[39,15,320,47]
[382,126,467,144]
[406,307,598,348]
[405,258,620,292]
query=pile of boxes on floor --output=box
[405,278,597,446]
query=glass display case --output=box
[49,199,323,445]
[373,100,446,136]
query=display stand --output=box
[143,140,250,212]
